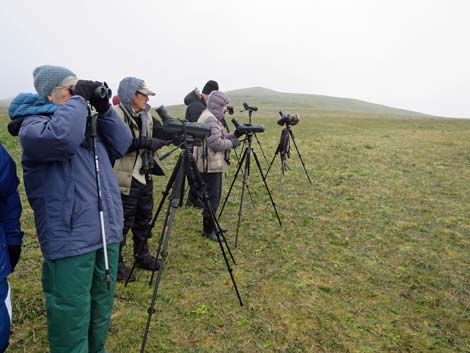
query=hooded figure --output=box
[112,77,171,281]
[193,90,240,241]
[184,80,219,123]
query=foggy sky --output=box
[1,0,469,117]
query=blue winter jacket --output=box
[9,94,132,260]
[0,143,23,279]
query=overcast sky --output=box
[1,0,469,117]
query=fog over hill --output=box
[170,87,428,117]
[224,87,427,116]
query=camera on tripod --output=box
[231,118,265,136]
[155,105,211,142]
[277,111,300,126]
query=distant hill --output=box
[223,87,426,116]
[1,87,427,117]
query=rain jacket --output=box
[8,93,132,260]
[184,89,206,122]
[193,109,237,173]
[0,143,23,279]
[114,77,165,195]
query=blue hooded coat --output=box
[8,93,132,260]
[0,144,23,279]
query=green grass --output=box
[1,110,470,353]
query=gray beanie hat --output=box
[33,65,76,97]
[207,91,229,121]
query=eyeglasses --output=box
[136,91,149,98]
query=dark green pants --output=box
[42,243,119,353]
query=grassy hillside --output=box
[171,87,428,118]
[1,110,469,352]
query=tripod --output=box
[137,136,243,353]
[241,103,269,166]
[265,125,313,187]
[219,131,282,247]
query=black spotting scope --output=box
[231,118,264,135]
[241,102,258,112]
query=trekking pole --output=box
[88,106,111,290]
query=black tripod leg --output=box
[219,147,248,219]
[235,147,251,247]
[126,156,183,286]
[254,133,269,166]
[140,197,178,353]
[289,130,313,185]
[186,148,243,305]
[251,150,283,227]
[245,182,256,208]
[148,199,172,287]
[141,162,185,353]
[265,146,280,179]
[206,201,243,306]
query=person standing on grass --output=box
[113,77,172,282]
[193,91,241,241]
[0,143,23,353]
[184,80,219,208]
[7,65,132,353]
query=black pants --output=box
[201,172,222,231]
[120,178,154,262]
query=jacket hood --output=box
[184,89,202,106]
[207,91,229,121]
[8,93,58,136]
[8,93,57,119]
[117,77,143,113]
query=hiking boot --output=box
[117,262,135,283]
[135,254,160,271]
[186,199,204,209]
[201,230,224,242]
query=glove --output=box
[72,80,97,101]
[231,139,241,148]
[8,245,21,272]
[129,137,172,152]
[148,138,172,151]
[234,127,244,138]
[89,82,111,114]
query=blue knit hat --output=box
[33,65,76,98]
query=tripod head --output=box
[240,102,258,123]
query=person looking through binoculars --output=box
[113,77,172,282]
[7,65,132,353]
[193,91,241,241]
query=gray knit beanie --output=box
[207,91,229,121]
[33,65,76,97]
